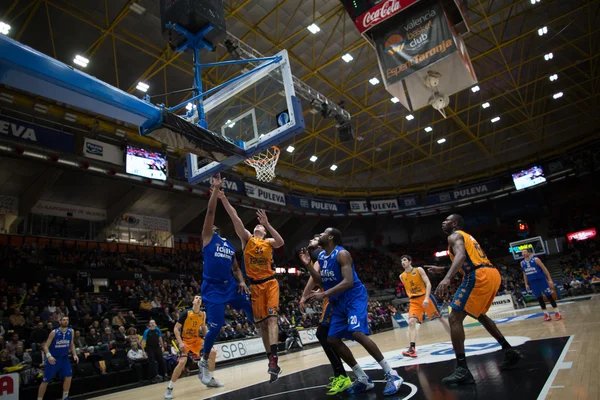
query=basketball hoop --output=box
[244,146,280,182]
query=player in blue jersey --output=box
[196,174,254,386]
[300,228,404,396]
[521,248,562,321]
[37,316,78,400]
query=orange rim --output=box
[245,146,280,165]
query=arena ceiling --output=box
[1,0,600,198]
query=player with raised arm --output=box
[165,295,220,399]
[398,255,450,358]
[194,174,254,386]
[300,228,403,396]
[435,214,523,385]
[521,248,562,321]
[299,235,351,395]
[37,316,78,400]
[219,192,284,382]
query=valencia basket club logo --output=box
[385,34,406,55]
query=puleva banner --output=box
[288,196,348,214]
[0,115,75,153]
[83,138,124,166]
[245,183,286,206]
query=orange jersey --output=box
[178,309,205,341]
[448,230,492,273]
[400,268,427,298]
[244,236,274,281]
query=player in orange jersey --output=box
[219,193,285,382]
[435,214,523,385]
[398,255,450,358]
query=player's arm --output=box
[201,312,208,337]
[422,265,447,274]
[535,258,554,288]
[436,233,466,296]
[321,250,354,298]
[70,333,79,364]
[300,248,323,286]
[42,330,56,365]
[417,267,433,299]
[202,174,223,247]
[521,262,530,289]
[256,210,284,248]
[141,329,148,355]
[232,257,249,294]
[218,193,252,244]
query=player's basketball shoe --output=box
[268,355,281,383]
[383,371,404,396]
[164,387,173,399]
[555,311,563,320]
[206,377,224,388]
[346,377,375,393]
[326,375,352,395]
[199,359,212,385]
[402,347,417,358]
[500,348,524,370]
[544,313,552,321]
[442,366,476,385]
[325,376,335,389]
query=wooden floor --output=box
[92,296,599,400]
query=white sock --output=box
[168,380,175,389]
[351,364,369,382]
[378,359,394,374]
[62,392,69,400]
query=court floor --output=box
[91,296,599,400]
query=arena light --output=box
[286,145,295,153]
[405,114,414,120]
[437,138,446,144]
[391,97,400,103]
[0,22,11,35]
[491,116,501,123]
[129,3,146,15]
[330,164,338,171]
[549,74,558,81]
[73,55,89,68]
[553,92,563,99]
[435,250,449,257]
[471,85,480,93]
[482,102,490,108]
[287,268,297,274]
[310,155,318,162]
[341,53,353,63]
[225,119,235,128]
[538,26,548,36]
[369,77,380,85]
[424,126,433,132]
[307,23,320,34]
[136,82,149,92]
[186,102,195,111]
[64,112,77,123]
[530,0,540,3]
[544,52,553,61]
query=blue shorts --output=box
[328,284,370,340]
[529,279,552,298]
[42,356,72,382]
[202,279,254,326]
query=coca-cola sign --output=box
[355,0,419,33]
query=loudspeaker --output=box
[160,0,226,50]
[337,122,355,142]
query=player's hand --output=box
[178,342,186,353]
[548,280,555,290]
[306,291,326,301]
[435,278,451,297]
[48,356,56,365]
[299,296,306,312]
[299,248,311,266]
[422,298,430,309]
[256,209,269,226]
[424,265,446,274]
[73,355,79,364]
[211,173,224,190]
[238,281,250,295]
[525,284,530,291]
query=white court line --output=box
[536,335,574,400]
[550,386,564,389]
[248,382,420,400]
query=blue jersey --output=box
[202,232,236,282]
[521,257,546,281]
[318,246,362,300]
[49,327,72,357]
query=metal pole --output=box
[193,47,207,129]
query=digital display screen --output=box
[125,146,168,181]
[512,165,546,190]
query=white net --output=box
[244,146,280,182]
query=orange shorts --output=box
[250,278,279,323]
[451,267,501,318]
[180,337,204,356]
[408,294,441,323]
[319,297,334,326]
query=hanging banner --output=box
[0,115,75,153]
[398,195,419,209]
[31,200,106,221]
[0,373,19,400]
[0,195,18,216]
[371,1,455,84]
[119,213,171,232]
[370,198,399,212]
[175,164,245,194]
[353,0,419,34]
[349,201,369,213]
[566,228,596,242]
[83,138,124,166]
[451,180,501,201]
[287,196,348,214]
[245,183,286,206]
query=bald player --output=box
[435,214,523,385]
[218,193,285,382]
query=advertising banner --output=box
[175,164,245,194]
[398,195,419,209]
[83,138,124,166]
[119,213,171,232]
[0,195,18,216]
[288,196,348,214]
[0,115,75,153]
[354,0,419,34]
[370,198,399,212]
[298,328,319,345]
[245,183,286,206]
[31,200,106,221]
[349,201,369,213]
[488,294,515,314]
[566,228,596,242]
[372,1,455,84]
[425,180,501,205]
[0,373,19,400]
[213,338,266,363]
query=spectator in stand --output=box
[125,310,138,327]
[89,320,101,332]
[28,321,48,351]
[112,312,126,327]
[101,327,117,349]
[47,300,57,314]
[67,299,80,322]
[0,349,14,373]
[139,298,153,317]
[73,330,88,357]
[115,326,127,349]
[12,344,34,384]
[91,297,108,317]
[127,327,140,347]
[6,333,23,357]
[141,320,167,383]
[151,297,162,310]
[127,341,147,382]
[80,300,92,317]
[9,308,26,336]
[86,328,108,354]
